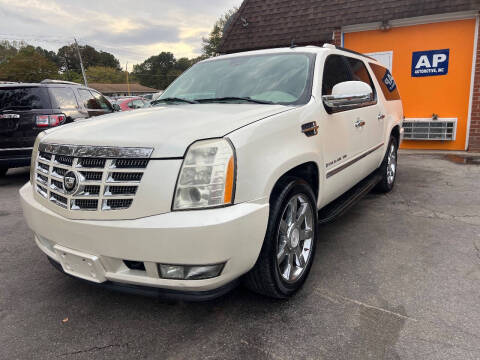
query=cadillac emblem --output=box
[63,171,78,193]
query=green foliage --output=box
[57,44,121,72]
[202,8,238,57]
[86,66,126,83]
[0,47,59,82]
[132,51,178,90]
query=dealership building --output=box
[220,1,480,152]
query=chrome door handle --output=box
[355,120,366,128]
[378,113,386,120]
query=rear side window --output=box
[78,89,101,110]
[369,63,400,101]
[0,87,51,110]
[322,55,352,96]
[91,90,112,112]
[49,87,78,109]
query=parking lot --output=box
[1,153,480,360]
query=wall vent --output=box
[403,118,457,141]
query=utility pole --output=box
[125,62,131,96]
[74,38,88,87]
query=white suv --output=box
[20,45,403,299]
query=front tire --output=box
[375,135,398,193]
[244,178,318,298]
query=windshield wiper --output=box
[151,97,198,105]
[195,97,274,105]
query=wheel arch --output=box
[269,161,320,205]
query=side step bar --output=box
[318,171,382,224]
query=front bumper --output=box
[20,183,269,293]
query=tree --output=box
[86,66,126,83]
[202,8,238,57]
[0,40,19,64]
[57,44,121,73]
[0,47,59,82]
[132,52,177,90]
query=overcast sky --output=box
[0,0,240,69]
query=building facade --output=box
[89,83,158,97]
[220,1,480,151]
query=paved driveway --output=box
[1,153,479,359]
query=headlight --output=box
[30,131,46,184]
[173,138,236,210]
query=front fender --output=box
[227,105,324,206]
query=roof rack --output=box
[322,44,376,61]
[41,79,82,86]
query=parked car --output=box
[0,80,115,176]
[20,45,403,299]
[114,97,150,111]
[150,91,164,102]
[141,93,155,101]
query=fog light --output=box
[159,264,185,279]
[158,263,224,280]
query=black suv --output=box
[0,80,115,176]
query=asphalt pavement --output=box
[1,153,480,359]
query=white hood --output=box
[42,104,293,157]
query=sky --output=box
[0,0,240,69]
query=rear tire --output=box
[243,177,318,299]
[0,167,8,177]
[375,135,398,193]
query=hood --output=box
[42,104,293,157]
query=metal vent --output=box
[35,143,152,211]
[77,158,106,168]
[403,118,457,141]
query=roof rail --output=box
[322,44,376,61]
[41,79,82,86]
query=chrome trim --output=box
[322,93,375,109]
[33,150,147,212]
[38,143,154,158]
[0,147,33,151]
[326,143,384,179]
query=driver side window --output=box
[322,55,352,96]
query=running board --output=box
[318,171,382,224]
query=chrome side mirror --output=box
[322,81,374,109]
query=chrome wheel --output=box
[386,143,397,185]
[276,194,314,283]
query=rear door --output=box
[345,56,385,167]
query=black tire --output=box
[0,167,8,177]
[243,177,318,299]
[375,135,398,193]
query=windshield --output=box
[0,87,51,111]
[159,53,315,105]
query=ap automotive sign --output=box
[411,49,449,77]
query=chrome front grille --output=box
[35,143,153,211]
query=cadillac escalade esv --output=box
[20,45,403,299]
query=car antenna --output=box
[290,39,297,48]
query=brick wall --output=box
[469,23,480,152]
[331,29,342,47]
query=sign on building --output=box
[411,49,449,77]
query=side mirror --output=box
[322,81,374,109]
[112,103,121,112]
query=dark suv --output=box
[0,80,115,176]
